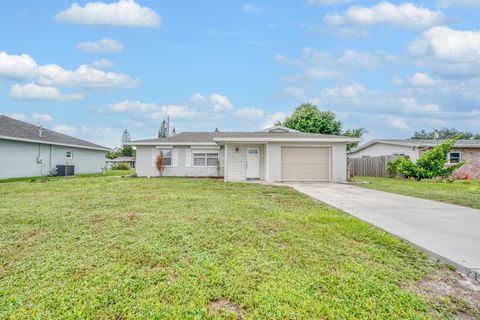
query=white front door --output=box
[246,148,260,179]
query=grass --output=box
[0,175,475,319]
[0,169,133,183]
[353,177,480,209]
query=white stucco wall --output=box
[264,142,348,183]
[0,139,106,179]
[135,145,224,177]
[349,143,419,161]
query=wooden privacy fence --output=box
[348,155,398,178]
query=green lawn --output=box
[353,177,480,209]
[0,176,477,319]
[0,169,133,183]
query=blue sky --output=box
[1,0,480,147]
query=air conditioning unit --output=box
[36,156,43,164]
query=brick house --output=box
[349,139,480,179]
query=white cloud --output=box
[326,2,449,29]
[209,94,233,112]
[106,100,199,118]
[37,64,139,88]
[263,112,287,128]
[275,47,392,82]
[77,38,123,53]
[400,97,440,113]
[386,116,410,129]
[405,73,443,87]
[32,113,53,123]
[107,100,158,112]
[0,51,37,80]
[242,4,263,14]
[409,26,480,62]
[306,0,353,5]
[437,0,480,8]
[10,83,84,101]
[408,26,480,79]
[234,107,264,119]
[91,59,115,68]
[1,50,138,93]
[190,93,208,104]
[323,82,365,98]
[54,0,161,27]
[53,124,78,135]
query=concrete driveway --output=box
[284,182,480,279]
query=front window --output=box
[159,149,172,166]
[449,152,461,164]
[193,151,218,167]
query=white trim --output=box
[192,150,219,168]
[224,143,228,181]
[186,148,192,167]
[155,146,173,149]
[448,151,461,164]
[172,148,179,167]
[213,137,360,143]
[127,142,217,146]
[191,145,220,150]
[0,135,110,151]
[246,147,261,179]
[257,125,300,133]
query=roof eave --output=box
[213,137,361,143]
[0,135,111,152]
[127,141,218,146]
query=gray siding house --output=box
[0,115,110,179]
[128,126,359,183]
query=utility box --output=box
[56,165,75,176]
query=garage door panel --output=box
[281,147,330,182]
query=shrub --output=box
[389,137,464,181]
[111,163,130,170]
[386,157,404,178]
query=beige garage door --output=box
[281,147,330,182]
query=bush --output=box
[111,163,130,170]
[386,157,404,178]
[388,138,464,181]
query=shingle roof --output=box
[380,139,480,147]
[350,138,480,154]
[0,115,110,151]
[129,131,358,145]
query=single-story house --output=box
[0,115,110,179]
[349,139,480,179]
[127,126,359,183]
[106,156,136,169]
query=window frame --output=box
[158,149,172,167]
[193,151,219,168]
[448,152,461,164]
[66,151,73,159]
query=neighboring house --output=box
[349,139,480,179]
[106,156,136,169]
[127,126,359,183]
[0,115,110,179]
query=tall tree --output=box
[412,128,480,140]
[344,128,368,151]
[282,103,342,135]
[158,120,169,138]
[121,129,131,146]
[121,145,134,157]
